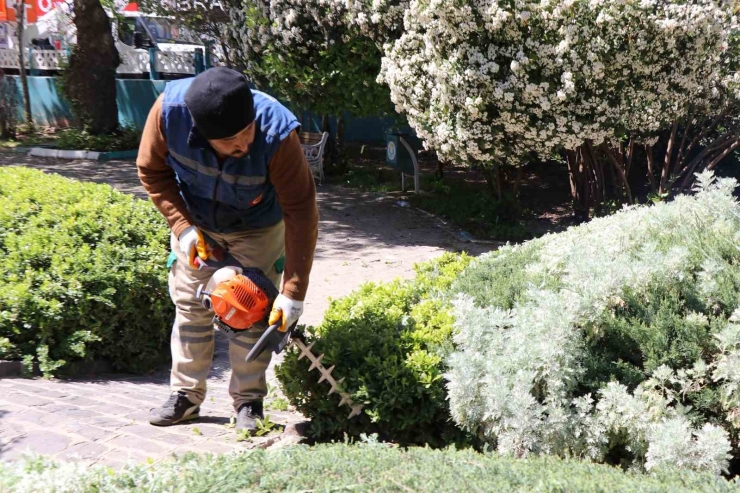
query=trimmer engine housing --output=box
[197,267,279,337]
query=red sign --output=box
[35,0,63,16]
[0,0,62,24]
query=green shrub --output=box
[409,181,528,241]
[446,172,740,474]
[337,162,528,241]
[54,125,141,152]
[1,443,738,492]
[277,253,472,447]
[0,167,173,375]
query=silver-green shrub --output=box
[447,171,740,474]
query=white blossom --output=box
[379,0,738,167]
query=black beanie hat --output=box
[184,67,256,140]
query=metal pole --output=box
[29,48,37,76]
[399,137,420,193]
[194,48,204,74]
[148,47,160,80]
[203,42,212,69]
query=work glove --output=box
[269,293,304,333]
[178,225,202,269]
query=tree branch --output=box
[600,142,633,204]
[674,114,692,175]
[660,120,679,195]
[645,144,657,193]
[625,138,635,178]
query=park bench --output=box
[299,131,329,185]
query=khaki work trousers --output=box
[168,221,285,410]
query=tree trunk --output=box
[16,4,31,126]
[64,0,119,134]
[480,166,498,198]
[480,164,522,203]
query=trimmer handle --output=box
[245,321,296,363]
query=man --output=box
[137,67,318,432]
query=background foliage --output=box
[227,0,393,119]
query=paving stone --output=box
[0,403,25,416]
[63,423,112,442]
[53,387,99,397]
[11,409,66,427]
[56,442,109,461]
[115,395,151,408]
[0,422,27,447]
[151,433,192,446]
[86,416,131,430]
[0,431,70,460]
[87,404,137,416]
[4,392,54,407]
[2,383,45,394]
[6,384,69,400]
[107,435,168,454]
[120,424,163,439]
[169,423,228,439]
[122,410,152,422]
[40,405,99,420]
[58,396,103,407]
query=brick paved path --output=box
[0,333,307,469]
[0,152,491,468]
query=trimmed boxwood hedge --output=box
[276,253,473,447]
[0,167,173,376]
[0,443,738,492]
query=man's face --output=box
[208,122,256,159]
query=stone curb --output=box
[28,148,138,162]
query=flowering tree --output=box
[380,0,738,212]
[343,0,409,46]
[227,0,395,169]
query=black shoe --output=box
[235,401,264,432]
[149,391,200,426]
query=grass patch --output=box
[0,125,141,152]
[54,126,141,152]
[1,443,737,492]
[0,125,56,149]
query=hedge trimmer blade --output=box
[294,339,364,419]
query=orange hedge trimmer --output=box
[194,250,363,419]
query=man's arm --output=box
[136,95,194,238]
[269,130,319,301]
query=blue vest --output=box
[161,79,300,233]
